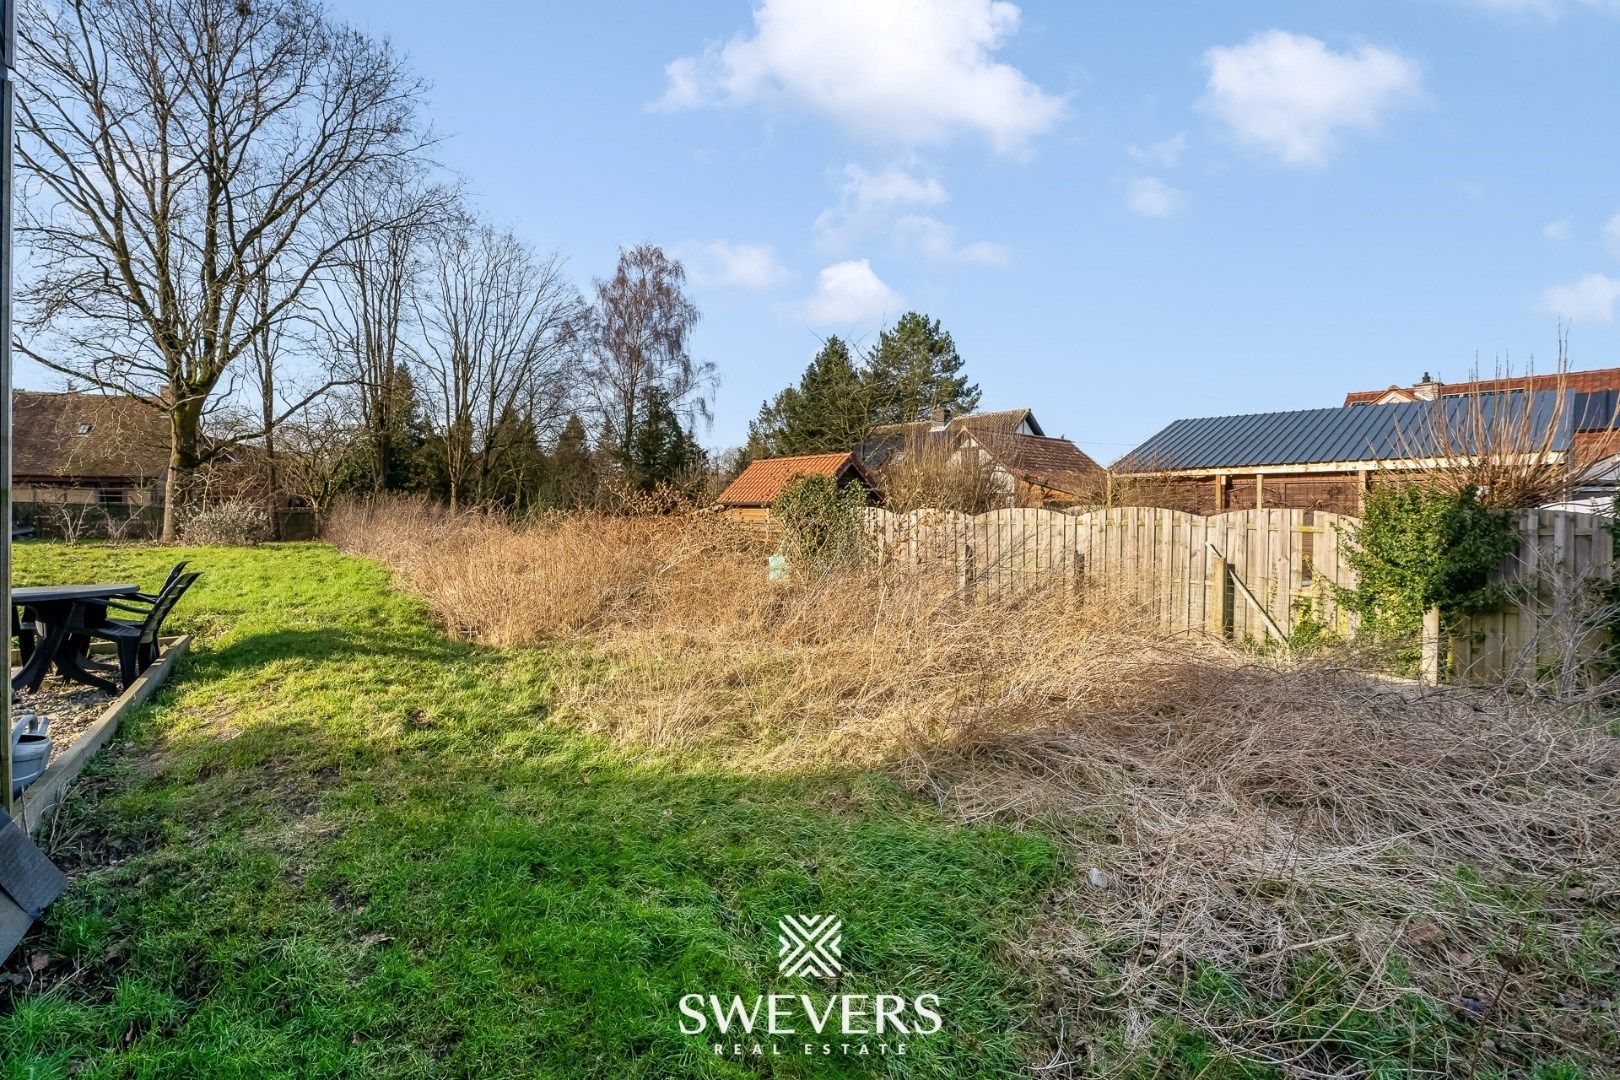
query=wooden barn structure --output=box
[1113,391,1576,514]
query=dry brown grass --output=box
[916,667,1619,1074]
[327,496,1186,763]
[328,496,1620,1076]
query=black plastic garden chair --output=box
[85,571,201,689]
[134,561,190,605]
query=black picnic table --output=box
[12,583,140,695]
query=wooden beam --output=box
[1207,542,1285,641]
[1420,608,1442,686]
[1115,450,1568,480]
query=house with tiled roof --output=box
[717,451,876,523]
[859,408,1104,507]
[13,391,169,508]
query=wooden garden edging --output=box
[13,635,190,836]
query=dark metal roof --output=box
[1118,391,1572,472]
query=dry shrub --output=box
[878,430,1009,513]
[1398,350,1617,510]
[914,665,1620,1075]
[329,496,1620,1074]
[327,496,1184,763]
[181,500,271,546]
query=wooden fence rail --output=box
[862,505,1614,683]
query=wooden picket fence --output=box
[862,505,1615,683]
[1452,508,1616,683]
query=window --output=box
[97,488,127,507]
[75,423,92,435]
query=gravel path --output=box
[12,679,118,766]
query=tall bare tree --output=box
[583,244,713,469]
[411,220,585,510]
[314,173,449,493]
[13,0,430,538]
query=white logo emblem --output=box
[777,915,842,978]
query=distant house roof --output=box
[1345,368,1620,409]
[970,431,1104,495]
[860,408,1046,469]
[13,391,169,483]
[718,452,872,508]
[1118,392,1573,474]
[867,407,1043,444]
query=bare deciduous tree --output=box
[314,173,450,493]
[583,244,713,468]
[14,0,431,538]
[277,393,363,530]
[411,220,585,510]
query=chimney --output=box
[932,404,951,425]
[1413,372,1441,401]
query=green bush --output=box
[773,473,871,568]
[1340,484,1517,638]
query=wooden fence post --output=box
[1211,552,1233,639]
[1420,606,1442,686]
[960,536,975,600]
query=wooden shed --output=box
[717,452,875,524]
[1114,391,1574,514]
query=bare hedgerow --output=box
[181,501,271,547]
[877,430,1009,514]
[1396,343,1619,511]
[329,496,1620,1075]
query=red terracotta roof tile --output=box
[718,452,869,508]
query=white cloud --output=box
[655,0,1066,154]
[1604,212,1620,257]
[1542,217,1572,241]
[795,259,902,323]
[1128,132,1188,168]
[1199,30,1423,166]
[679,241,789,291]
[892,214,1011,265]
[1542,274,1620,322]
[814,163,947,246]
[812,162,1007,264]
[1126,177,1189,218]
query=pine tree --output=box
[372,367,429,493]
[546,413,597,508]
[480,406,547,509]
[745,336,871,460]
[627,387,704,491]
[862,312,980,426]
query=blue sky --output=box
[51,0,1620,463]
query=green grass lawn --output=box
[0,543,1062,1079]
